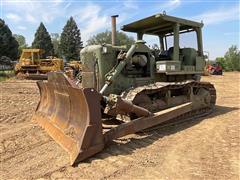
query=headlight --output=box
[102,46,108,54]
[158,64,166,71]
[170,65,175,71]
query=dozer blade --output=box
[16,73,48,80]
[32,72,104,165]
[25,74,48,80]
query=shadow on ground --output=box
[79,105,239,166]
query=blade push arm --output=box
[100,44,137,94]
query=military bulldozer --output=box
[32,13,216,165]
[15,49,64,80]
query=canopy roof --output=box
[121,13,203,36]
[22,49,44,53]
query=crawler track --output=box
[121,81,216,125]
[123,80,216,105]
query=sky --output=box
[1,0,239,59]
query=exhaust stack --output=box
[111,15,118,46]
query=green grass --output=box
[0,76,9,82]
[0,70,14,81]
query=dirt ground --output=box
[0,72,239,179]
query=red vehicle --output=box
[207,64,223,75]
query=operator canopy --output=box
[121,13,203,36]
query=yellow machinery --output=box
[64,60,82,79]
[66,60,81,71]
[15,49,64,79]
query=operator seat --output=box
[158,47,174,60]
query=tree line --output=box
[0,17,239,71]
[215,45,240,71]
[1,17,83,62]
[0,17,134,64]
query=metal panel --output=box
[32,72,104,165]
[121,13,203,35]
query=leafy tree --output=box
[51,33,60,57]
[224,45,240,71]
[216,57,227,70]
[0,56,13,66]
[216,45,240,71]
[13,34,26,47]
[0,19,19,60]
[59,17,82,61]
[32,22,53,57]
[87,30,135,47]
[13,34,28,57]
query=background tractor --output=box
[64,60,82,80]
[207,63,223,75]
[14,49,64,79]
[32,13,216,165]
